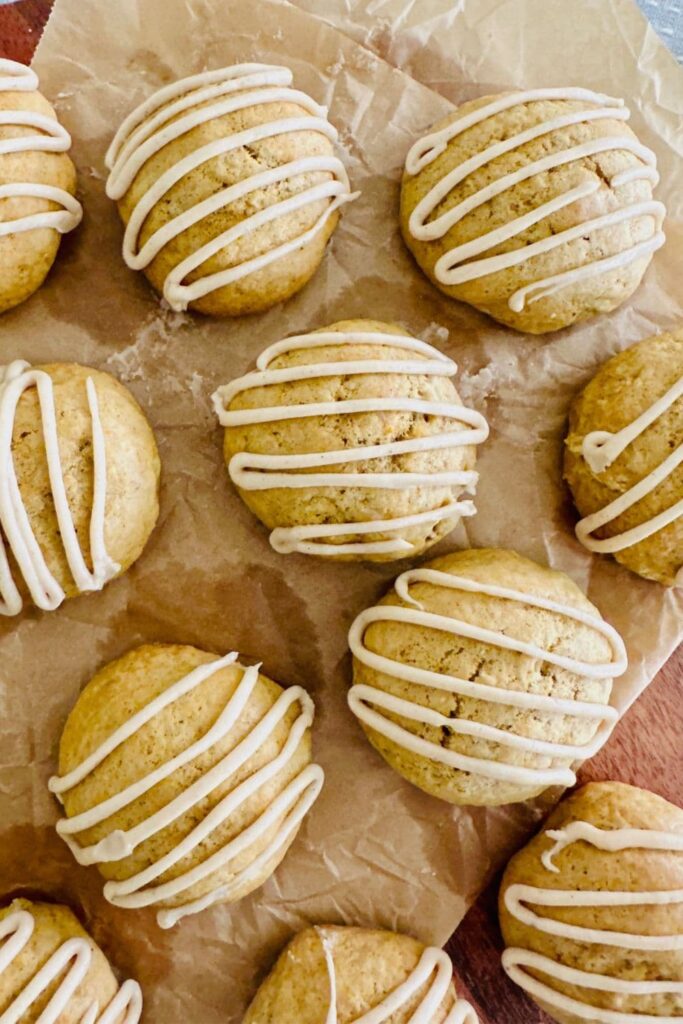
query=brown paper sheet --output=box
[0,0,680,1019]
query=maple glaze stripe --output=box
[0,909,142,1024]
[502,821,683,1021]
[576,373,683,561]
[0,361,119,616]
[317,929,478,1024]
[349,567,626,786]
[404,87,664,311]
[0,58,83,238]
[105,63,356,311]
[213,330,488,556]
[50,653,323,928]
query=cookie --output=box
[49,644,324,929]
[400,88,664,334]
[243,924,477,1023]
[499,781,683,1024]
[0,59,82,314]
[0,898,141,1022]
[0,360,159,615]
[213,319,488,562]
[105,63,355,316]
[348,548,627,806]
[564,327,683,585]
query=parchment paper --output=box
[0,0,681,1019]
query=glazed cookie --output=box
[0,360,160,616]
[0,59,82,314]
[499,781,683,1024]
[212,319,488,561]
[243,924,477,1023]
[400,87,664,334]
[565,327,683,585]
[348,548,627,806]
[0,898,141,1022]
[49,644,324,929]
[105,63,355,316]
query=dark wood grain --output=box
[0,0,50,63]
[1,5,682,1023]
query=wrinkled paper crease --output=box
[0,0,679,1019]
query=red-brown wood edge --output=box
[0,0,50,63]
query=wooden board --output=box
[1,3,682,1021]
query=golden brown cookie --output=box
[348,548,627,806]
[243,924,476,1023]
[400,88,664,334]
[0,898,141,1022]
[50,644,324,929]
[213,318,488,562]
[499,781,683,1024]
[0,59,82,314]
[564,327,683,585]
[0,360,159,615]
[105,63,355,316]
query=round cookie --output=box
[49,644,324,929]
[0,897,141,1022]
[0,360,160,616]
[499,781,683,1024]
[0,59,82,314]
[243,924,477,1023]
[212,319,488,562]
[564,327,683,586]
[400,87,664,335]
[105,63,355,316]
[348,548,627,806]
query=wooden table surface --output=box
[1,3,682,1022]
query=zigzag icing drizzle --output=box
[0,360,119,616]
[0,58,82,238]
[105,63,356,311]
[404,87,665,311]
[317,929,478,1023]
[348,567,627,786]
[576,372,683,566]
[49,652,324,929]
[502,821,683,1022]
[212,330,489,557]
[0,908,141,1024]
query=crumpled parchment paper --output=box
[0,0,680,1019]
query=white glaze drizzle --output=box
[502,820,683,1022]
[348,567,627,787]
[0,58,82,239]
[105,63,356,311]
[576,372,683,556]
[212,330,489,557]
[0,908,142,1024]
[0,360,119,616]
[317,928,478,1023]
[49,652,324,929]
[404,87,665,311]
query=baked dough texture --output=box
[0,61,81,314]
[349,548,623,806]
[499,781,683,1024]
[400,90,663,335]
[53,644,319,926]
[106,64,352,316]
[243,925,460,1023]
[564,327,683,585]
[5,362,160,610]
[218,318,485,563]
[0,898,135,1023]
